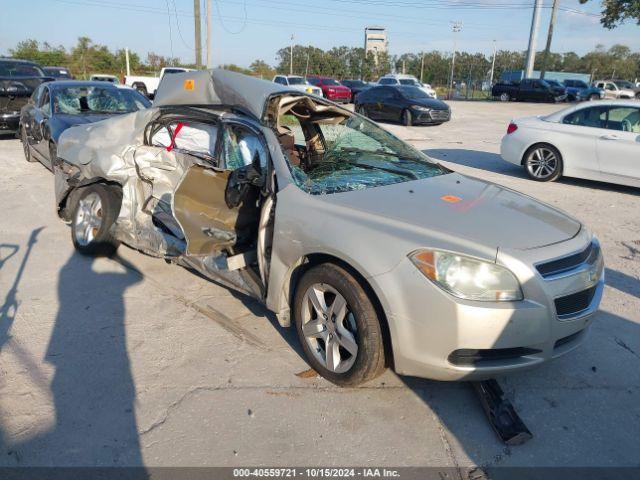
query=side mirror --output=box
[224,152,265,208]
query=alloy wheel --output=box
[526,147,558,180]
[300,283,358,374]
[74,193,104,246]
[500,93,510,102]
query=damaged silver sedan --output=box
[54,69,604,385]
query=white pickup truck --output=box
[125,67,196,98]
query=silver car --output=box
[53,70,604,385]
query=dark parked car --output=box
[562,79,604,101]
[355,85,450,126]
[492,78,567,103]
[340,79,371,102]
[0,59,52,134]
[20,81,151,170]
[43,66,73,79]
[306,76,351,103]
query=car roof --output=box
[47,80,120,90]
[0,58,41,65]
[544,99,640,122]
[153,68,296,119]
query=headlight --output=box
[412,105,431,112]
[408,249,523,301]
[306,87,313,93]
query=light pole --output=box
[290,34,294,76]
[448,21,462,100]
[524,0,543,78]
[489,40,497,86]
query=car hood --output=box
[410,98,449,110]
[320,172,580,250]
[54,113,116,127]
[50,113,119,142]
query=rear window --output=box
[379,78,397,85]
[399,79,419,86]
[288,77,306,85]
[0,61,45,77]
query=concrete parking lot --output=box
[0,101,638,474]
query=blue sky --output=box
[1,0,638,67]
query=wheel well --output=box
[58,179,122,221]
[290,253,394,369]
[521,142,563,168]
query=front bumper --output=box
[0,112,20,132]
[325,92,351,103]
[411,108,451,124]
[371,229,603,381]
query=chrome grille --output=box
[429,110,450,121]
[536,241,600,278]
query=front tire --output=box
[356,105,368,117]
[21,126,35,163]
[499,92,510,102]
[293,263,386,386]
[402,109,413,127]
[589,93,599,101]
[523,144,563,182]
[71,184,121,256]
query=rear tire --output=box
[523,144,563,182]
[71,184,121,256]
[293,263,386,387]
[49,141,58,172]
[21,126,35,163]
[499,92,510,102]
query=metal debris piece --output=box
[472,379,532,446]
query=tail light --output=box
[507,123,518,134]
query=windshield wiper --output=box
[323,158,418,180]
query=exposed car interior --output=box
[266,94,446,194]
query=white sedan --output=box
[500,100,640,187]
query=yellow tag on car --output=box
[184,79,195,91]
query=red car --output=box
[306,76,351,103]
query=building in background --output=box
[500,70,591,84]
[364,26,388,59]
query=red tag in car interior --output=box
[441,195,462,203]
[166,122,186,152]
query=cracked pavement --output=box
[0,101,638,471]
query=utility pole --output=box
[290,34,294,75]
[194,0,202,68]
[420,52,425,83]
[305,46,310,77]
[489,40,496,86]
[540,0,559,79]
[125,47,131,77]
[206,0,213,68]
[524,0,543,78]
[448,21,462,100]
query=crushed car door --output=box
[173,122,266,256]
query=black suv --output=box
[0,59,51,134]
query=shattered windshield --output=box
[285,113,446,195]
[53,87,143,114]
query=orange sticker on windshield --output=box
[184,79,195,91]
[441,195,462,203]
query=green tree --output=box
[579,0,640,28]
